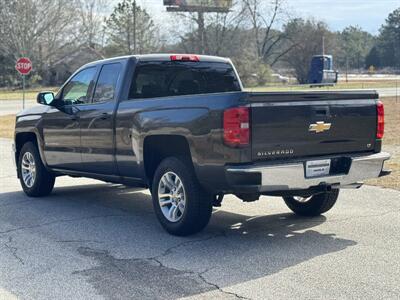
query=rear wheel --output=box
[18,142,55,197]
[151,157,213,236]
[283,189,339,216]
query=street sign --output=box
[15,57,32,75]
[15,57,32,109]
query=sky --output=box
[288,0,399,34]
[128,0,400,34]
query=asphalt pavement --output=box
[0,138,399,299]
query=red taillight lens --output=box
[223,107,250,147]
[376,100,384,139]
[170,55,199,62]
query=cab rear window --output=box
[129,61,241,99]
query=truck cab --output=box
[308,55,338,85]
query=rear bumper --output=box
[225,152,390,193]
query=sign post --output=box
[164,1,232,53]
[15,57,32,109]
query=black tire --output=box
[151,157,213,236]
[283,189,339,216]
[18,142,55,197]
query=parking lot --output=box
[1,137,399,299]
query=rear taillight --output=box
[223,107,250,147]
[376,100,384,139]
[170,55,199,62]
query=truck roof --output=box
[82,54,231,68]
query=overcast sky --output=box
[127,0,399,34]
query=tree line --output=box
[0,0,399,87]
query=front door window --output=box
[61,67,97,105]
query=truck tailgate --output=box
[248,91,378,161]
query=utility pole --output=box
[322,36,325,56]
[133,0,137,53]
[197,11,205,54]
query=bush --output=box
[233,57,272,87]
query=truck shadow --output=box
[0,182,357,299]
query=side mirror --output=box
[37,92,55,106]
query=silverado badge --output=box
[257,149,294,157]
[309,121,331,133]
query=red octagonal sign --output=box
[15,57,32,75]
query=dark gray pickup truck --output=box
[13,54,390,235]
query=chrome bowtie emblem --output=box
[309,121,331,133]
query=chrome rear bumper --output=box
[226,152,390,192]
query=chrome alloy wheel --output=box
[158,171,186,222]
[21,152,36,188]
[293,196,313,203]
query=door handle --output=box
[314,106,330,117]
[100,113,110,120]
[70,115,79,121]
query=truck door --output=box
[42,67,97,170]
[77,62,123,175]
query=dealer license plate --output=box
[305,159,331,178]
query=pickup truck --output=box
[13,54,390,236]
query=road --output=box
[0,87,399,116]
[0,138,399,299]
[0,100,35,116]
[338,74,400,81]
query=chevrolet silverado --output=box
[13,54,390,235]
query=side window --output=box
[324,58,330,70]
[130,64,168,99]
[93,63,122,103]
[61,67,97,105]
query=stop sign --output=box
[15,57,32,75]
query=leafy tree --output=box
[365,46,381,69]
[0,54,17,87]
[376,8,400,69]
[233,54,271,87]
[338,26,375,70]
[105,0,158,55]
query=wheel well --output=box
[15,132,37,162]
[143,135,193,186]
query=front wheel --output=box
[151,157,213,236]
[283,189,339,216]
[18,142,55,197]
